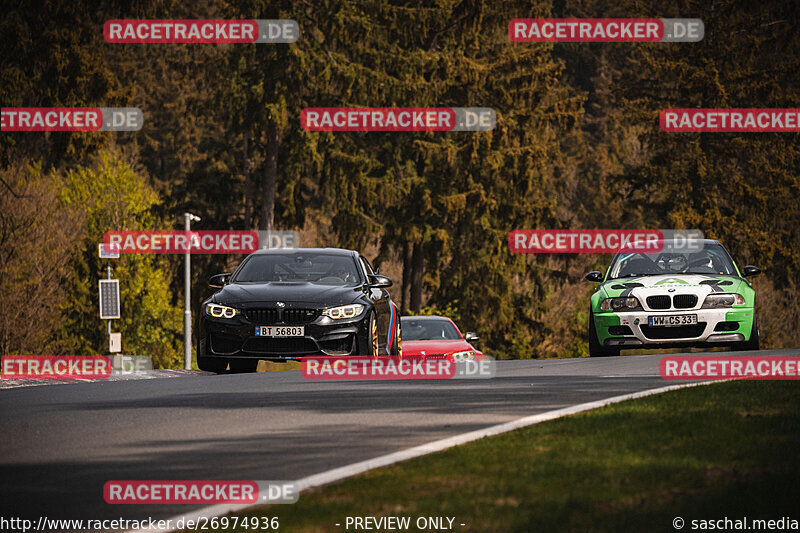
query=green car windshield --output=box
[607,242,738,280]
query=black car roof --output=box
[249,247,358,256]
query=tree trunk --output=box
[260,119,279,231]
[401,242,412,313]
[243,131,253,229]
[410,241,424,313]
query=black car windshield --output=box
[234,253,362,284]
[607,242,737,279]
[401,318,462,341]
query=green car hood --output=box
[598,274,747,300]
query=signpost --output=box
[99,243,121,355]
[109,332,122,353]
[99,243,120,259]
[99,280,121,319]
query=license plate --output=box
[648,314,698,327]
[254,326,304,337]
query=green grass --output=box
[210,381,800,532]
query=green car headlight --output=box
[205,303,239,319]
[322,304,365,320]
[600,297,641,311]
[701,293,745,308]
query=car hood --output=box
[403,339,478,356]
[212,282,362,307]
[599,274,746,300]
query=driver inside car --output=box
[332,265,354,282]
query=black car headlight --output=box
[321,304,365,320]
[701,293,745,308]
[205,303,240,319]
[600,297,642,311]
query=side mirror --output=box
[585,271,604,283]
[209,273,231,289]
[368,274,393,288]
[465,332,479,343]
[742,265,761,277]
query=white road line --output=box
[128,380,713,532]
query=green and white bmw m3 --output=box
[585,239,761,357]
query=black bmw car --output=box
[197,248,401,373]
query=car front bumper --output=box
[200,313,370,360]
[594,307,755,347]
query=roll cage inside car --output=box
[607,243,740,280]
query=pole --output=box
[183,214,194,369]
[107,263,112,354]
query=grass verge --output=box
[207,381,800,532]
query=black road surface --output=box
[1,351,789,526]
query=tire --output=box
[588,309,620,357]
[390,308,402,357]
[734,315,760,351]
[197,355,228,374]
[228,359,259,373]
[395,315,403,357]
[358,312,379,356]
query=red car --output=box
[400,315,482,361]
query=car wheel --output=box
[734,315,760,351]
[370,312,380,356]
[197,355,228,374]
[390,308,402,357]
[395,315,403,358]
[588,309,620,357]
[228,359,259,373]
[357,312,379,356]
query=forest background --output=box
[2,0,798,365]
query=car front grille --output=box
[646,295,671,309]
[283,308,320,324]
[640,323,706,339]
[645,294,698,310]
[244,308,319,325]
[673,294,698,309]
[242,337,320,355]
[244,308,279,324]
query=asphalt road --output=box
[0,350,791,526]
